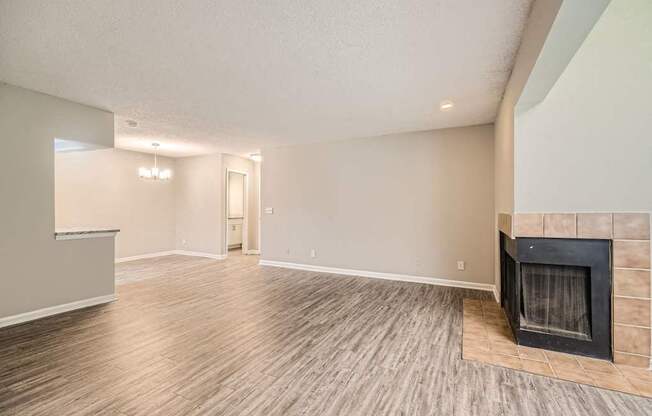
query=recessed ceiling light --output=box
[440,100,454,111]
[125,119,138,128]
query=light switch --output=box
[264,207,274,214]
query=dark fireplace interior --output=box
[521,263,591,341]
[500,234,611,360]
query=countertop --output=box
[54,228,120,240]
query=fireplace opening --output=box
[500,234,611,360]
[520,263,591,341]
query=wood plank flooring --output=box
[1,253,651,415]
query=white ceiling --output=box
[0,0,532,158]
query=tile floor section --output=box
[462,299,652,398]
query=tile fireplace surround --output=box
[497,212,652,368]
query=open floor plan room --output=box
[1,0,651,415]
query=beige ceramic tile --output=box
[614,213,651,240]
[517,346,547,362]
[588,372,639,395]
[617,365,652,383]
[463,345,488,361]
[491,354,523,370]
[491,342,518,356]
[461,301,652,397]
[614,269,651,298]
[483,308,506,318]
[521,359,555,377]
[577,213,613,239]
[498,213,513,237]
[576,356,619,375]
[464,338,491,353]
[544,351,581,369]
[463,314,484,325]
[613,240,651,269]
[513,213,544,237]
[463,327,488,340]
[614,297,651,327]
[614,352,652,368]
[614,324,652,356]
[481,300,502,311]
[463,298,482,307]
[627,377,652,398]
[553,367,594,385]
[544,213,577,238]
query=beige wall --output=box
[55,150,260,259]
[0,83,115,320]
[261,125,494,284]
[515,0,652,213]
[55,149,176,259]
[175,154,223,255]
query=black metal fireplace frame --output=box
[500,233,612,360]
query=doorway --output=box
[225,169,248,257]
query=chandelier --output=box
[138,143,172,180]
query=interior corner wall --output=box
[261,125,495,284]
[514,0,652,213]
[174,154,223,255]
[55,148,177,259]
[0,83,115,319]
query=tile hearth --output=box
[462,299,652,398]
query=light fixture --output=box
[139,143,172,180]
[250,153,262,162]
[440,100,454,111]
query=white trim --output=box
[225,168,249,258]
[0,294,117,329]
[115,250,225,263]
[174,250,226,260]
[258,260,496,293]
[492,286,500,303]
[245,249,261,255]
[115,251,176,263]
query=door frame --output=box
[224,168,248,257]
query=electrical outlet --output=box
[457,261,465,271]
[182,239,187,246]
[264,207,274,214]
[310,249,317,258]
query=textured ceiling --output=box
[0,0,532,157]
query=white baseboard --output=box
[115,250,225,263]
[258,260,496,293]
[0,294,117,329]
[174,250,226,260]
[245,249,261,255]
[115,251,176,263]
[492,286,500,303]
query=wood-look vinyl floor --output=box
[1,253,651,415]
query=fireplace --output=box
[500,233,612,360]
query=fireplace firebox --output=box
[500,233,611,360]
